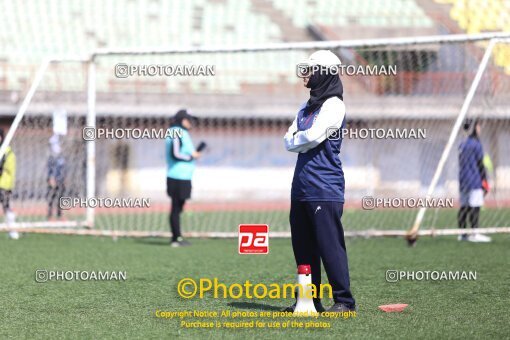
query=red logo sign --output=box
[238,224,269,254]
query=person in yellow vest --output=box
[0,128,17,239]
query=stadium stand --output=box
[0,0,508,119]
[0,0,439,99]
[0,0,285,94]
[435,0,510,73]
[272,0,435,28]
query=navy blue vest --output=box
[291,104,346,202]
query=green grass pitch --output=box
[91,207,510,232]
[1,232,509,339]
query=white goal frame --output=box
[1,32,510,238]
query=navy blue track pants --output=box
[289,200,355,307]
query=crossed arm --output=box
[284,98,345,153]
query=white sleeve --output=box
[284,117,300,152]
[291,98,345,153]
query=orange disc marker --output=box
[378,304,409,312]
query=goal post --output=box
[407,38,499,241]
[0,57,91,231]
[86,60,97,229]
[2,32,510,239]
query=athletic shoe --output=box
[327,303,357,313]
[282,300,326,313]
[177,237,192,246]
[457,234,468,241]
[171,237,192,247]
[8,231,20,240]
[468,233,492,243]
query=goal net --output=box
[2,33,510,238]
